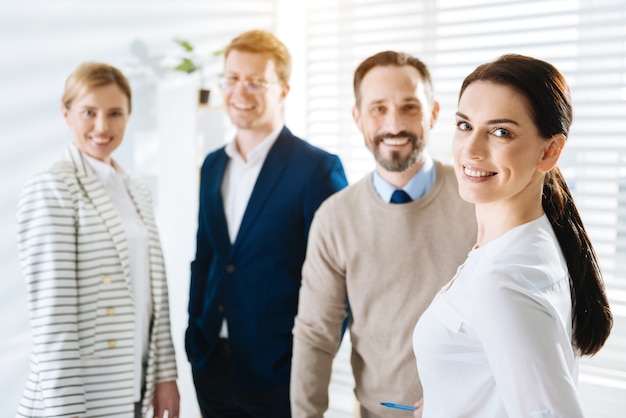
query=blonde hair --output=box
[224,30,291,84]
[62,62,132,113]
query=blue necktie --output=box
[390,189,412,204]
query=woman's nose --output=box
[94,114,108,131]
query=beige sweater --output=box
[291,161,477,418]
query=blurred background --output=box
[1,0,625,416]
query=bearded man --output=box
[290,51,477,418]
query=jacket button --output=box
[102,275,112,284]
[226,264,235,273]
[107,307,115,316]
[108,340,117,349]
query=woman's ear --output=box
[538,134,565,172]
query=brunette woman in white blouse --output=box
[16,62,179,418]
[412,55,612,418]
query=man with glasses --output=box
[185,29,347,418]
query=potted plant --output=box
[172,39,223,105]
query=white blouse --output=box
[83,151,151,402]
[413,215,584,418]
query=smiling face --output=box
[453,81,562,209]
[63,83,130,164]
[352,65,439,176]
[222,49,288,139]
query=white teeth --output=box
[92,137,110,144]
[382,138,409,146]
[464,167,494,177]
[233,103,253,110]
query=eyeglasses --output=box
[219,77,279,94]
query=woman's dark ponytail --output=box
[543,168,613,355]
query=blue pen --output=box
[381,402,417,411]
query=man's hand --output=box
[413,398,424,418]
[153,380,180,418]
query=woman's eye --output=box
[456,121,471,131]
[492,127,511,137]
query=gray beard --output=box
[369,129,425,172]
[375,148,419,172]
[373,137,424,172]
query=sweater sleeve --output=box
[17,171,87,417]
[291,202,349,418]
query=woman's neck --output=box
[474,194,545,248]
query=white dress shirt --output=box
[413,215,583,418]
[218,125,282,338]
[221,124,283,242]
[83,151,151,402]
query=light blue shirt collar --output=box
[372,153,436,203]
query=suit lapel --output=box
[231,128,292,252]
[209,151,233,254]
[67,145,133,292]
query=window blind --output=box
[305,1,626,416]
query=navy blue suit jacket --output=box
[185,126,347,391]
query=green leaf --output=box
[174,58,200,74]
[175,39,194,52]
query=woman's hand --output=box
[153,380,180,418]
[413,398,424,418]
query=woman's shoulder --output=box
[22,160,77,190]
[468,218,566,298]
[17,161,80,220]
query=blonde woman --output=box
[16,62,179,418]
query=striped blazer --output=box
[15,145,177,418]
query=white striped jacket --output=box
[16,145,177,418]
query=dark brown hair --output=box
[353,50,434,107]
[460,54,612,356]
